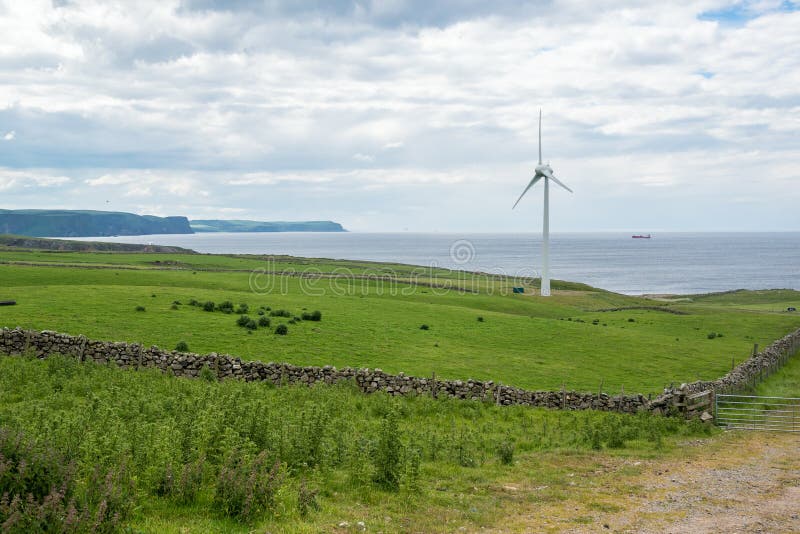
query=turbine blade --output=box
[512,176,542,209]
[548,173,573,193]
[538,109,542,165]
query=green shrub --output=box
[245,319,258,331]
[301,310,323,321]
[135,305,146,312]
[158,456,205,505]
[707,332,717,339]
[496,440,515,465]
[174,341,189,352]
[258,317,271,327]
[213,450,284,522]
[477,316,484,322]
[297,478,319,517]
[628,318,635,322]
[0,427,133,532]
[420,324,430,330]
[202,301,216,312]
[199,364,217,382]
[236,315,251,327]
[269,309,291,318]
[234,303,249,314]
[188,299,199,306]
[275,324,288,335]
[172,300,182,305]
[373,409,402,491]
[170,303,179,310]
[257,310,265,316]
[217,301,234,314]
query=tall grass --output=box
[0,354,713,528]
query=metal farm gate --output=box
[715,394,800,432]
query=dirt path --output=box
[492,432,800,533]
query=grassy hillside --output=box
[0,209,192,237]
[191,219,345,232]
[0,354,713,533]
[1,249,798,394]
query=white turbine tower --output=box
[512,110,573,297]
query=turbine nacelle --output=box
[535,163,552,176]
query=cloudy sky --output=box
[1,0,798,232]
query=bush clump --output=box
[258,317,271,327]
[373,409,402,491]
[301,310,322,322]
[477,316,484,322]
[135,305,146,312]
[275,324,288,335]
[217,301,234,314]
[213,450,284,522]
[269,309,291,318]
[0,427,133,532]
[419,324,430,330]
[236,315,258,330]
[707,332,717,339]
[234,303,249,314]
[174,341,189,352]
[202,301,216,312]
[496,440,515,465]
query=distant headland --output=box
[0,209,346,237]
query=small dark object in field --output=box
[188,299,199,306]
[275,324,288,335]
[217,301,234,314]
[175,341,189,352]
[234,303,249,314]
[202,301,215,312]
[628,318,635,322]
[420,324,430,330]
[257,310,265,316]
[269,309,291,318]
[151,294,157,298]
[288,319,297,324]
[172,300,181,305]
[788,307,796,312]
[135,305,146,312]
[0,300,16,306]
[477,316,484,322]
[707,332,717,339]
[236,315,251,327]
[258,317,270,327]
[170,303,179,310]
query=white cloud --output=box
[3,131,14,141]
[0,1,797,230]
[353,153,375,162]
[0,168,71,191]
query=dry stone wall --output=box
[2,326,799,418]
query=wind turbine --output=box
[512,110,573,297]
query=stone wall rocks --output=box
[2,326,799,418]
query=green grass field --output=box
[1,246,798,532]
[1,249,799,394]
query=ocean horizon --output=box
[67,231,800,296]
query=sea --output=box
[75,232,800,296]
